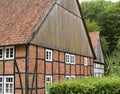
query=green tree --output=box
[85,19,101,32]
[100,2,120,53]
[116,38,120,52]
[81,0,120,76]
[105,53,120,76]
[81,0,112,22]
[81,0,120,54]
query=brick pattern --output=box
[0,44,94,94]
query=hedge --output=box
[47,77,120,94]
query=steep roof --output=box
[0,0,96,58]
[89,32,99,48]
[89,32,105,63]
[0,0,53,45]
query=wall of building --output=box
[27,44,94,94]
[0,44,94,94]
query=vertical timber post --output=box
[25,44,29,94]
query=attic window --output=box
[0,48,3,60]
[5,46,14,60]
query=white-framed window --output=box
[70,55,75,64]
[45,76,52,94]
[65,53,70,64]
[66,76,76,80]
[65,53,76,64]
[66,76,71,80]
[84,57,88,66]
[45,49,52,61]
[0,48,3,60]
[5,46,14,60]
[0,76,14,94]
[4,76,14,94]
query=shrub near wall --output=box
[48,77,120,94]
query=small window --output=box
[45,49,52,61]
[0,48,3,60]
[84,57,88,66]
[66,76,76,80]
[71,76,76,79]
[66,76,71,80]
[65,53,70,64]
[4,76,14,94]
[70,55,75,64]
[45,76,52,94]
[65,53,76,64]
[5,47,14,59]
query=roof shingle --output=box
[89,32,99,48]
[0,0,53,45]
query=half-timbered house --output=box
[0,0,95,94]
[89,32,105,77]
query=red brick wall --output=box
[28,44,94,94]
[0,44,94,94]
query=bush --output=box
[48,77,120,94]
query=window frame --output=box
[45,75,52,94]
[4,76,14,94]
[84,57,88,66]
[70,55,75,64]
[66,76,76,80]
[65,53,70,64]
[45,49,53,62]
[0,76,14,94]
[66,76,71,80]
[65,53,76,64]
[0,47,3,60]
[5,46,14,60]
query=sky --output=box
[79,0,119,3]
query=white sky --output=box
[79,0,120,3]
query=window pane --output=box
[10,48,13,58]
[6,84,9,93]
[10,84,13,89]
[6,49,9,58]
[46,51,49,59]
[48,52,51,60]
[0,49,3,59]
[0,78,2,82]
[6,78,8,82]
[0,84,2,94]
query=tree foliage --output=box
[81,0,120,76]
[85,19,101,32]
[81,0,120,54]
[100,2,120,53]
